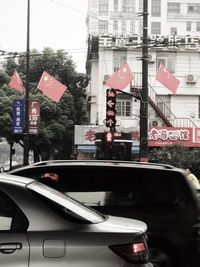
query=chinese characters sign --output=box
[85,129,96,142]
[12,100,24,134]
[148,127,196,147]
[98,34,200,50]
[28,100,40,135]
[75,125,200,148]
[106,88,117,128]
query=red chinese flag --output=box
[156,64,180,95]
[105,63,133,90]
[37,71,67,102]
[8,70,24,93]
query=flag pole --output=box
[23,0,30,166]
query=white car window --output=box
[0,216,12,230]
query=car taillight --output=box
[109,242,149,264]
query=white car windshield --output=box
[27,181,106,223]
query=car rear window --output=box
[23,166,187,209]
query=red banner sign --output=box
[148,127,200,147]
[28,100,40,135]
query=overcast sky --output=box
[0,0,88,73]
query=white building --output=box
[75,0,200,157]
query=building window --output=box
[157,52,176,73]
[196,22,200,31]
[114,0,118,12]
[187,4,200,14]
[130,20,135,33]
[113,20,118,33]
[99,20,108,34]
[122,0,135,13]
[186,21,192,31]
[151,22,161,34]
[121,20,126,34]
[99,0,108,16]
[151,0,161,17]
[113,51,127,72]
[116,98,132,117]
[138,0,143,12]
[167,3,180,13]
[138,20,143,35]
[171,27,177,35]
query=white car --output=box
[0,173,152,267]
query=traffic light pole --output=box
[139,0,149,162]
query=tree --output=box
[149,145,200,178]
[0,48,89,161]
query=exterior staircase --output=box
[130,72,197,128]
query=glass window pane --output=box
[114,0,118,12]
[156,54,176,73]
[152,0,161,17]
[167,59,175,73]
[197,22,200,31]
[113,51,127,72]
[130,20,135,33]
[167,3,180,13]
[187,4,200,14]
[99,20,108,34]
[121,20,126,34]
[151,22,161,34]
[186,21,192,31]
[122,0,135,13]
[99,0,108,16]
[171,27,177,35]
[116,99,132,117]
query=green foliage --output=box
[149,145,200,178]
[0,48,89,161]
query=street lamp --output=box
[23,0,30,166]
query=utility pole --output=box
[139,0,149,162]
[23,0,30,166]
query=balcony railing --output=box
[130,72,197,128]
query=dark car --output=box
[0,172,152,267]
[9,160,200,267]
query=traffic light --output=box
[104,131,114,143]
[102,131,114,160]
[106,88,117,129]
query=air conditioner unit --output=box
[186,74,196,84]
[151,120,159,127]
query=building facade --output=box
[75,0,200,157]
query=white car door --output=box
[0,192,29,267]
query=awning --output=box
[77,145,139,154]
[77,145,96,153]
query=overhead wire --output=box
[0,0,143,63]
[1,1,186,67]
